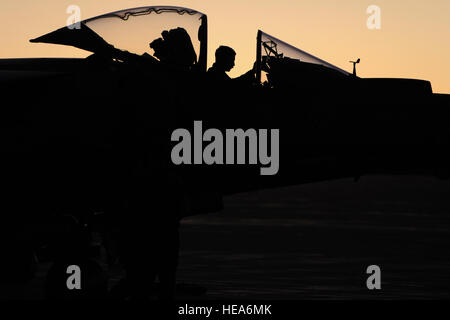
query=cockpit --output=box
[30,6,351,86]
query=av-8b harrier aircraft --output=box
[0,6,449,298]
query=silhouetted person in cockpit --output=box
[207,46,256,86]
[103,27,197,71]
[150,27,197,68]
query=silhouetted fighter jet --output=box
[0,6,449,296]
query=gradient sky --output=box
[1,0,449,93]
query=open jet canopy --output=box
[30,6,208,71]
[257,31,350,75]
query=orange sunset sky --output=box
[1,0,449,93]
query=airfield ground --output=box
[2,175,450,299]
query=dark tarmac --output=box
[177,175,450,299]
[1,175,449,300]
